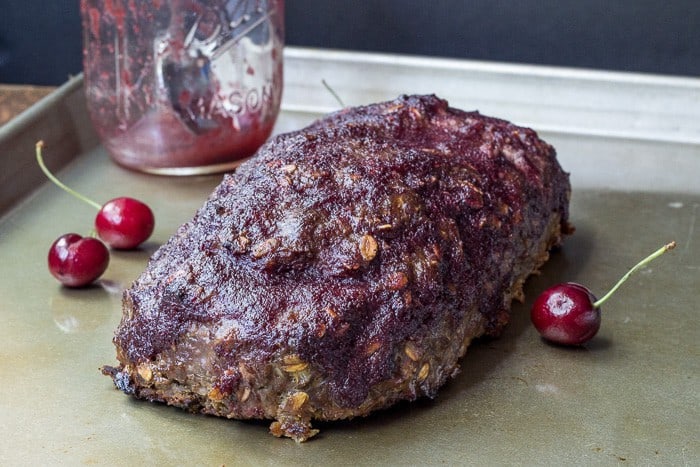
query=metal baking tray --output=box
[1,47,698,465]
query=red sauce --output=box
[102,106,276,170]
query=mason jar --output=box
[81,0,284,175]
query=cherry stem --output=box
[35,141,102,211]
[322,79,346,108]
[593,241,676,308]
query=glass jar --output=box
[80,0,284,175]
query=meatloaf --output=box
[103,94,571,442]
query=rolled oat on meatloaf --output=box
[103,94,571,442]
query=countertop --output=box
[0,84,56,125]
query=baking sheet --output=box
[1,47,698,465]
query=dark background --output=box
[1,1,698,86]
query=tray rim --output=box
[282,47,700,146]
[285,46,700,87]
[2,46,699,146]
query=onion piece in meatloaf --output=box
[103,94,572,442]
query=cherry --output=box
[95,197,155,249]
[48,233,110,287]
[36,141,155,249]
[531,241,676,346]
[531,282,600,346]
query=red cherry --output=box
[36,141,155,250]
[531,242,676,346]
[531,282,601,345]
[95,197,155,249]
[48,234,110,287]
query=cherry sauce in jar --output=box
[81,0,284,174]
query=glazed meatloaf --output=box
[104,94,571,442]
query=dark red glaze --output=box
[114,95,571,408]
[48,233,109,287]
[95,197,155,249]
[531,282,601,345]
